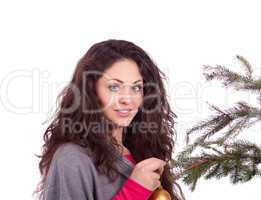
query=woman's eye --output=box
[132,85,143,92]
[108,84,120,92]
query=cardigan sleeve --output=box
[42,147,95,200]
[113,154,153,200]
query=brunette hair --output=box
[35,39,183,200]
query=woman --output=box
[35,39,183,200]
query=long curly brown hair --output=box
[35,39,183,200]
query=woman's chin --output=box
[113,118,132,127]
[115,121,130,127]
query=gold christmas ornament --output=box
[148,185,171,200]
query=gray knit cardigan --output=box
[42,142,135,200]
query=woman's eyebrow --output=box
[108,78,143,84]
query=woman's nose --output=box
[119,94,132,104]
[118,86,133,104]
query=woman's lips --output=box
[114,109,132,117]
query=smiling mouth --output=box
[114,109,132,117]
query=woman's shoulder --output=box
[43,143,98,200]
[52,142,94,167]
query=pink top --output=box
[113,154,153,200]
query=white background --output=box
[0,0,260,199]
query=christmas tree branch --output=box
[172,140,261,191]
[172,55,261,191]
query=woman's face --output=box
[96,59,144,127]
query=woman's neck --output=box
[112,127,124,146]
[112,127,130,156]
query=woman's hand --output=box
[129,157,166,191]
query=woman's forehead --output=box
[101,75,143,84]
[103,59,142,79]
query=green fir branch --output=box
[202,55,261,92]
[172,55,261,191]
[172,140,261,191]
